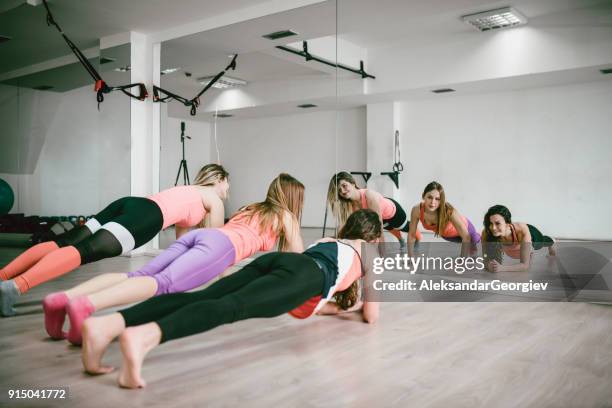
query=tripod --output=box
[174,121,192,186]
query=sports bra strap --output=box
[510,224,519,243]
[337,239,366,277]
[359,190,368,210]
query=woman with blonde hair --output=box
[408,181,480,257]
[43,173,305,345]
[79,209,380,389]
[327,172,421,247]
[0,164,229,317]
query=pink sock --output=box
[42,292,70,339]
[66,296,96,346]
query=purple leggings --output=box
[127,229,236,295]
[443,219,481,244]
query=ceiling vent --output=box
[99,57,116,65]
[0,35,11,44]
[33,85,54,91]
[431,88,455,94]
[297,103,317,108]
[600,68,612,75]
[262,30,299,40]
[462,7,527,32]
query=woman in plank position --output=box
[44,173,305,345]
[0,164,229,317]
[81,209,381,388]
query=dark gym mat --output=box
[0,233,31,268]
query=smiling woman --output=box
[481,204,555,273]
[327,171,421,250]
[408,181,481,257]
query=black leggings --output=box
[527,224,554,250]
[383,198,411,233]
[119,252,324,343]
[53,196,163,264]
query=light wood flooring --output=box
[1,229,611,407]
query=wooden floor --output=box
[1,230,612,407]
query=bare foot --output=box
[117,324,161,389]
[81,315,123,374]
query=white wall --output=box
[0,84,61,177]
[159,109,211,190]
[0,84,130,216]
[215,107,366,226]
[396,80,612,240]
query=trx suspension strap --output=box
[41,0,147,107]
[153,55,238,116]
[381,130,403,188]
[393,130,403,172]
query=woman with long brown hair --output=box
[408,181,480,257]
[42,173,305,345]
[327,171,421,249]
[79,209,381,389]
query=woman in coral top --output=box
[44,173,305,345]
[481,204,555,272]
[0,164,229,317]
[80,209,380,389]
[327,171,421,248]
[408,181,481,257]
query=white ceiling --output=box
[1,0,611,118]
[159,0,612,118]
[337,0,612,49]
[160,1,336,93]
[0,0,275,73]
[6,0,610,75]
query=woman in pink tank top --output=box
[327,172,421,252]
[408,181,481,258]
[482,204,555,272]
[1,164,229,318]
[43,174,305,345]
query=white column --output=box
[129,32,161,252]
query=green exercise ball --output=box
[0,179,15,215]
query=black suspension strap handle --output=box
[96,81,148,103]
[153,55,238,116]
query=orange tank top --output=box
[289,240,362,319]
[219,212,279,263]
[359,189,396,220]
[148,186,206,229]
[419,203,466,238]
[501,224,522,259]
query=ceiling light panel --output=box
[462,7,527,32]
[198,75,247,89]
